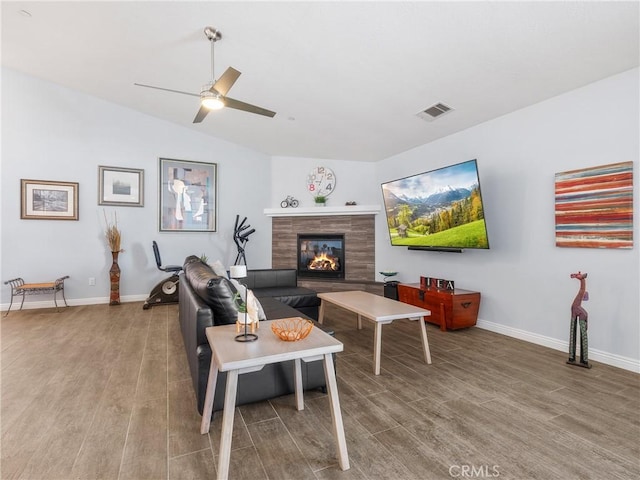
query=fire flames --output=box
[308,252,339,271]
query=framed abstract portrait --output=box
[159,158,217,232]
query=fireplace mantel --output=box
[264,204,380,217]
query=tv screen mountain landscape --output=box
[381,159,490,250]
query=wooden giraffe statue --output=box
[567,271,592,368]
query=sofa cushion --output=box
[245,269,297,289]
[229,279,267,320]
[254,296,306,320]
[183,256,240,326]
[209,260,229,278]
[252,296,333,335]
[254,286,320,310]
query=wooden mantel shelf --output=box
[264,205,380,217]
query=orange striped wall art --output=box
[555,161,634,249]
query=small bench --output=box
[3,276,69,316]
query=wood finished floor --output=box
[1,302,639,480]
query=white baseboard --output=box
[476,318,640,373]
[0,294,148,312]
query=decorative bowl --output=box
[271,317,314,341]
[379,271,398,277]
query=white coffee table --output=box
[200,319,349,480]
[318,291,432,375]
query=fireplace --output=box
[297,234,345,279]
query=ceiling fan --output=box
[135,26,275,122]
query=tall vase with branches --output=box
[104,211,123,305]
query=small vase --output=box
[109,251,121,305]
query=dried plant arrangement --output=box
[103,210,123,253]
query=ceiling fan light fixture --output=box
[135,26,275,121]
[201,91,225,110]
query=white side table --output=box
[200,319,350,480]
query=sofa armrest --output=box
[245,269,297,289]
[179,272,214,349]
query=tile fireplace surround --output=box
[270,213,379,292]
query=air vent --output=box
[416,102,454,122]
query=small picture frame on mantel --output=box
[98,166,144,207]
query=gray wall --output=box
[1,68,272,305]
[375,68,639,370]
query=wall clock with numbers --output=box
[306,166,336,197]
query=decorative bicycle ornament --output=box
[280,195,299,208]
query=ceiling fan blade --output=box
[211,67,241,96]
[134,83,200,98]
[193,105,210,123]
[224,97,276,118]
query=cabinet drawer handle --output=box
[461,302,472,309]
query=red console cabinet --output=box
[397,283,480,331]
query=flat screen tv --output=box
[381,159,489,252]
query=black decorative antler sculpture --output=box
[233,215,256,266]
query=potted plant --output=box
[233,292,247,324]
[314,195,327,206]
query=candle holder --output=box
[230,265,258,342]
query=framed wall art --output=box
[555,161,633,248]
[159,158,217,232]
[98,166,144,206]
[21,179,79,220]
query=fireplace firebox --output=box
[297,234,345,279]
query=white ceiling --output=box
[2,1,639,162]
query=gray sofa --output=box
[177,256,330,415]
